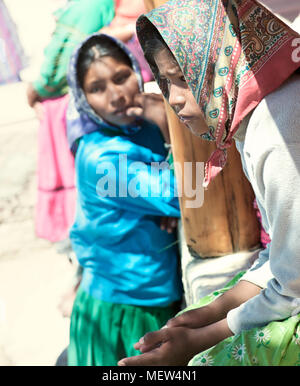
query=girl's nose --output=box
[168,84,185,112]
[109,84,125,106]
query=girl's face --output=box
[154,48,208,136]
[82,56,140,127]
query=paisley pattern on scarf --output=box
[137,0,300,186]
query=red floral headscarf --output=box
[137,0,300,187]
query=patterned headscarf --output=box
[137,0,300,187]
[66,33,144,153]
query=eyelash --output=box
[161,75,186,85]
[90,86,103,93]
[114,75,127,84]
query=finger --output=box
[166,308,204,328]
[170,218,178,233]
[118,348,162,366]
[142,92,163,102]
[139,329,168,353]
[162,217,177,233]
[160,217,168,231]
[133,93,144,106]
[133,341,141,350]
[126,106,143,117]
[167,218,176,233]
[133,340,161,353]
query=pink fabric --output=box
[253,199,271,248]
[125,34,153,83]
[35,94,76,242]
[111,0,146,27]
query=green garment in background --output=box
[68,286,178,366]
[33,0,114,98]
[183,272,300,366]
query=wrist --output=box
[193,318,233,354]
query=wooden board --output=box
[143,0,261,257]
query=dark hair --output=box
[141,25,179,98]
[143,26,175,72]
[77,35,133,88]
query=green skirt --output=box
[185,273,300,366]
[68,286,177,366]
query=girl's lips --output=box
[114,108,128,116]
[115,107,126,113]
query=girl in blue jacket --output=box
[66,33,183,366]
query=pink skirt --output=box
[35,95,76,242]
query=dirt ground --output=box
[0,81,77,366]
[0,0,75,366]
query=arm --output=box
[26,83,45,120]
[119,319,232,366]
[118,280,261,366]
[227,143,300,334]
[32,0,115,99]
[99,23,136,42]
[86,146,180,217]
[167,279,262,328]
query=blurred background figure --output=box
[100,0,153,83]
[26,0,115,246]
[101,0,146,41]
[27,0,115,107]
[26,0,151,248]
[0,0,27,85]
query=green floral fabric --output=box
[185,273,300,366]
[189,315,300,366]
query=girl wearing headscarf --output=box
[66,33,182,366]
[118,0,300,366]
[27,0,115,244]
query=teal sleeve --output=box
[34,0,115,98]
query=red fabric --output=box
[203,0,300,187]
[35,95,76,242]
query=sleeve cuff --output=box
[33,79,68,98]
[227,307,244,335]
[238,245,273,289]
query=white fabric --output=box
[227,73,300,334]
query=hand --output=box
[26,83,42,108]
[118,326,201,366]
[160,217,178,233]
[33,101,45,121]
[118,319,233,366]
[166,305,216,329]
[126,93,171,144]
[166,279,262,329]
